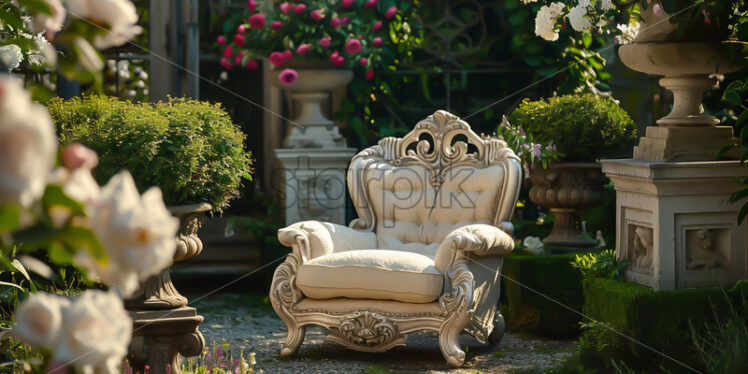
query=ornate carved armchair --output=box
[270,110,522,367]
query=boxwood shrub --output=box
[579,277,748,372]
[49,94,253,213]
[501,253,584,337]
[507,94,638,162]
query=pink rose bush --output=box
[216,0,410,86]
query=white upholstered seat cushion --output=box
[296,250,444,303]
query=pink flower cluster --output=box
[217,0,401,85]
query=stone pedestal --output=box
[126,204,209,373]
[601,159,748,290]
[276,148,357,226]
[633,126,735,162]
[128,307,205,374]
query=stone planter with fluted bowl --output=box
[529,163,608,250]
[126,203,211,374]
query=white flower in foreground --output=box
[80,171,178,297]
[0,76,58,207]
[73,37,104,72]
[53,290,132,374]
[523,236,544,255]
[535,3,565,41]
[66,0,143,49]
[50,167,101,206]
[568,5,592,32]
[0,44,23,71]
[12,293,68,348]
[616,22,640,44]
[28,0,66,37]
[48,144,101,207]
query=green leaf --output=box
[738,201,748,225]
[19,0,53,15]
[717,143,736,160]
[59,226,108,264]
[11,259,37,293]
[730,187,748,203]
[0,206,20,232]
[0,8,24,29]
[0,281,26,293]
[736,110,748,131]
[42,184,87,216]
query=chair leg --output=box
[487,313,506,347]
[438,321,465,367]
[280,325,306,358]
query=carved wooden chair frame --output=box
[269,110,522,367]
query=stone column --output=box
[269,69,358,226]
[602,5,746,289]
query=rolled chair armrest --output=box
[278,220,377,262]
[434,224,515,272]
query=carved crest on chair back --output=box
[348,110,520,231]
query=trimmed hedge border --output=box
[580,277,748,371]
[501,253,584,337]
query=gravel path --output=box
[188,293,575,373]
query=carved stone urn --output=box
[618,0,742,161]
[126,203,211,309]
[126,203,211,374]
[529,163,608,249]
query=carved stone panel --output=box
[685,228,729,270]
[628,224,654,273]
[675,212,747,289]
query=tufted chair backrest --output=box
[347,110,522,258]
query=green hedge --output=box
[50,95,254,213]
[501,253,583,337]
[580,277,748,371]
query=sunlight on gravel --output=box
[190,294,575,374]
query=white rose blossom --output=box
[616,22,640,44]
[523,236,544,255]
[0,44,23,71]
[12,292,69,348]
[0,76,58,207]
[568,4,592,32]
[76,171,179,297]
[28,0,66,37]
[53,290,132,374]
[72,37,104,72]
[65,0,143,49]
[534,3,565,41]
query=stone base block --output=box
[128,306,205,374]
[633,126,736,162]
[276,147,358,226]
[600,159,748,290]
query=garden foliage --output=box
[49,95,254,213]
[717,79,748,224]
[501,253,584,337]
[507,94,637,162]
[571,249,628,280]
[580,278,748,372]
